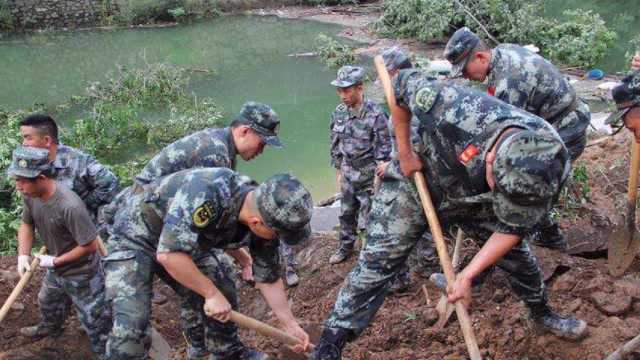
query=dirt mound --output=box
[1,133,640,359]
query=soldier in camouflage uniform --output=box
[17,114,118,339]
[444,27,591,250]
[312,70,588,359]
[103,102,300,359]
[329,65,392,264]
[380,48,440,293]
[606,70,640,142]
[11,146,110,359]
[103,168,312,359]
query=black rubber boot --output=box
[529,223,568,251]
[312,327,352,360]
[529,303,588,340]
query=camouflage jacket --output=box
[135,127,237,186]
[108,167,280,283]
[53,144,119,216]
[393,70,564,233]
[487,44,580,123]
[330,99,392,170]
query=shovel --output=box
[608,141,640,277]
[374,55,482,360]
[0,247,47,324]
[433,229,463,330]
[229,310,315,352]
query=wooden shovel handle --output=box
[628,141,640,205]
[0,246,47,324]
[229,310,314,351]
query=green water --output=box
[0,16,345,200]
[544,0,640,73]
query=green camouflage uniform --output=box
[103,168,311,359]
[319,70,571,346]
[330,66,392,253]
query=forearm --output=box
[17,222,34,256]
[459,232,521,281]
[256,279,297,325]
[54,238,98,267]
[226,248,252,268]
[391,108,414,155]
[157,251,222,299]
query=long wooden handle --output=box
[97,236,108,257]
[229,310,314,351]
[414,174,482,360]
[627,141,640,204]
[374,54,481,360]
[0,246,47,324]
[452,229,464,269]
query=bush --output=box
[0,0,13,32]
[316,33,356,69]
[0,61,224,254]
[374,0,616,68]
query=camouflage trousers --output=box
[280,243,297,270]
[555,100,590,162]
[338,166,374,251]
[104,249,245,360]
[325,175,547,335]
[38,269,111,359]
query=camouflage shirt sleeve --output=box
[82,157,119,212]
[156,192,201,256]
[372,109,392,162]
[492,76,531,110]
[329,111,343,169]
[248,235,280,284]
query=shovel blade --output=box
[279,324,322,360]
[608,224,640,277]
[149,327,172,360]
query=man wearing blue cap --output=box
[444,27,591,251]
[606,70,640,140]
[329,65,392,264]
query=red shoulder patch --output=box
[459,144,479,165]
[487,86,496,96]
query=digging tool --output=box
[434,228,464,330]
[229,310,315,352]
[0,247,47,324]
[606,331,640,360]
[97,237,172,360]
[374,55,482,360]
[608,141,640,277]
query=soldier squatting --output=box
[8,26,640,360]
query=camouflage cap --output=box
[254,173,313,245]
[235,102,283,148]
[381,47,412,72]
[444,27,481,78]
[331,66,365,88]
[492,130,570,228]
[7,146,52,179]
[605,70,640,126]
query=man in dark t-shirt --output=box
[11,146,110,359]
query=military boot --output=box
[529,223,568,251]
[329,247,353,265]
[529,304,588,340]
[19,324,62,339]
[312,327,351,360]
[285,266,300,287]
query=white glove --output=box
[17,255,31,276]
[36,254,56,269]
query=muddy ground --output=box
[1,130,640,359]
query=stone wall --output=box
[7,0,102,30]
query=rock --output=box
[614,279,640,299]
[590,291,632,316]
[514,327,526,342]
[424,308,439,326]
[566,298,583,313]
[551,272,576,292]
[10,302,24,311]
[580,276,611,297]
[0,269,19,282]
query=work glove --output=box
[17,255,31,276]
[36,254,56,269]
